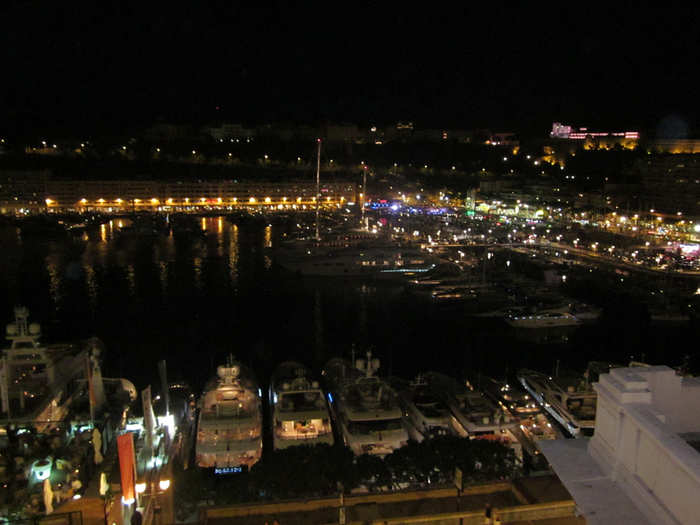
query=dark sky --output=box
[1,2,699,137]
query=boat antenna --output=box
[315,137,321,242]
[361,165,367,230]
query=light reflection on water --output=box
[1,215,689,392]
[229,223,239,284]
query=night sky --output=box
[1,3,698,137]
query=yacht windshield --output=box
[348,418,403,434]
[279,392,325,412]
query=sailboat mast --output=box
[315,138,321,241]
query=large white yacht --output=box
[1,307,107,433]
[196,357,262,470]
[322,353,409,456]
[517,367,600,437]
[277,245,438,277]
[425,373,518,444]
[269,362,334,449]
[391,375,456,439]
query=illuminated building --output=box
[550,122,640,140]
[40,179,356,210]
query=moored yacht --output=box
[196,357,262,470]
[425,373,518,444]
[517,366,603,437]
[505,311,581,328]
[277,245,438,277]
[391,375,455,439]
[322,353,409,456]
[269,362,334,449]
[1,307,112,433]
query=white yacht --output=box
[392,375,455,439]
[1,307,108,433]
[269,362,334,449]
[196,357,262,470]
[505,311,581,328]
[517,368,599,437]
[277,245,438,277]
[322,353,409,456]
[425,373,518,444]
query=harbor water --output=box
[0,216,695,393]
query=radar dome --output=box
[120,379,138,402]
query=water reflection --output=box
[229,223,239,284]
[264,225,272,248]
[84,263,97,311]
[127,264,136,296]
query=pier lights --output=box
[217,197,222,204]
[116,198,123,204]
[80,198,88,205]
[296,197,302,203]
[200,197,206,203]
[45,198,53,206]
[98,198,105,204]
[166,198,173,205]
[151,198,158,205]
[264,197,271,203]
[249,197,256,203]
[184,198,190,204]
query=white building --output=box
[540,365,700,525]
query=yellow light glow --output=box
[80,198,87,204]
[200,197,206,203]
[184,198,189,203]
[151,198,158,204]
[116,198,123,204]
[217,197,222,203]
[134,198,141,203]
[232,197,237,202]
[135,482,146,494]
[98,198,105,203]
[159,479,171,491]
[45,198,53,205]
[249,197,256,203]
[264,197,271,203]
[166,198,173,204]
[296,197,302,203]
